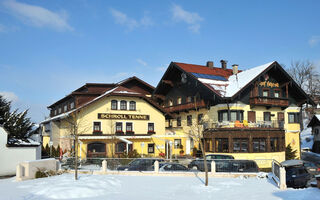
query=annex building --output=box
[40,77,181,159]
[154,60,314,167]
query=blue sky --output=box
[0,0,319,123]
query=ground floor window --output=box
[148,143,155,153]
[115,142,126,153]
[215,138,229,153]
[253,138,266,152]
[233,138,248,152]
[87,142,106,157]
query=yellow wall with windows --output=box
[167,103,302,159]
[42,135,50,147]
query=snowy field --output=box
[0,174,319,200]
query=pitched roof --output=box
[307,114,320,127]
[174,62,234,78]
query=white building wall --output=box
[0,127,40,176]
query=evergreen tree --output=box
[285,144,297,160]
[0,95,34,140]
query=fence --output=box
[58,157,272,174]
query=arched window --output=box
[129,101,136,110]
[120,100,127,110]
[111,100,118,110]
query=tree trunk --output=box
[199,140,208,186]
[74,134,78,180]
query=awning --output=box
[117,137,132,144]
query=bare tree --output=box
[65,110,90,180]
[288,60,320,98]
[187,97,209,186]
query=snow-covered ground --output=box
[0,174,319,200]
[301,119,314,150]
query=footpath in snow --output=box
[0,173,319,200]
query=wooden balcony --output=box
[249,97,289,108]
[164,100,206,113]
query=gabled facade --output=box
[41,77,178,159]
[154,60,315,167]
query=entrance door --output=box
[186,138,191,155]
[248,111,256,123]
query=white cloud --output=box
[309,36,320,47]
[156,67,166,72]
[3,0,73,31]
[0,91,19,103]
[109,8,153,30]
[171,4,203,33]
[136,59,147,67]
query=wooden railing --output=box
[249,97,289,107]
[164,100,206,113]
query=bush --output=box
[35,168,63,179]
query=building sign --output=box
[98,113,150,120]
[259,81,279,88]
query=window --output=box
[177,97,182,104]
[54,109,57,115]
[148,123,154,132]
[129,101,136,110]
[263,90,269,97]
[288,113,300,123]
[218,110,244,122]
[70,102,75,109]
[198,114,203,124]
[116,122,123,132]
[168,99,173,106]
[270,137,279,152]
[315,129,319,136]
[174,139,182,149]
[120,100,127,110]
[233,138,248,152]
[64,105,68,112]
[187,96,192,103]
[187,115,192,126]
[148,144,155,153]
[215,138,229,153]
[58,107,62,114]
[177,117,181,127]
[274,90,280,98]
[253,138,266,152]
[93,122,101,132]
[264,112,271,122]
[115,142,126,153]
[126,122,133,132]
[111,100,118,110]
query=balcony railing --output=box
[164,100,206,113]
[249,97,289,107]
[204,120,284,130]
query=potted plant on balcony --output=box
[125,131,134,135]
[115,130,124,135]
[147,130,155,135]
[93,130,102,135]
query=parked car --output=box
[117,158,164,171]
[303,161,320,176]
[188,154,234,171]
[215,160,259,173]
[148,162,191,172]
[281,160,311,188]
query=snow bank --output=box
[0,174,319,200]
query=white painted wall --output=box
[0,127,41,176]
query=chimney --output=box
[220,60,227,70]
[232,64,238,75]
[206,61,214,68]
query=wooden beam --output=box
[162,80,174,87]
[154,94,165,100]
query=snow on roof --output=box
[316,114,320,121]
[7,138,40,146]
[225,61,275,97]
[196,61,275,97]
[41,109,75,124]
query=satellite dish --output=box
[181,73,187,83]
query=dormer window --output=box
[64,105,68,112]
[129,101,136,110]
[120,100,127,110]
[111,100,118,110]
[168,99,173,106]
[70,102,75,109]
[187,96,192,103]
[54,109,57,115]
[177,97,182,105]
[58,107,62,114]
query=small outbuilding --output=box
[307,115,320,153]
[0,126,41,176]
